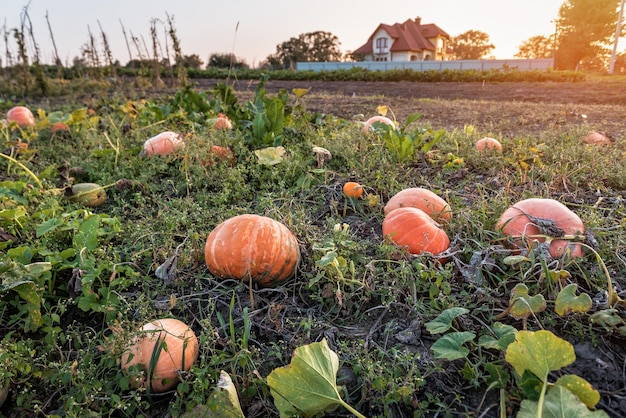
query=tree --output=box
[177,54,204,69]
[448,30,495,60]
[554,0,622,70]
[266,31,343,69]
[515,35,555,58]
[206,53,248,69]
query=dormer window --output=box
[375,38,388,54]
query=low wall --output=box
[296,58,554,72]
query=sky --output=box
[1,0,585,67]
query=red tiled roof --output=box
[353,17,449,55]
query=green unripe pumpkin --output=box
[69,183,107,207]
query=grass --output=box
[1,78,625,417]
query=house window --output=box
[375,38,388,53]
[410,55,418,61]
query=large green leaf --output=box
[267,339,363,418]
[430,331,476,360]
[425,307,469,335]
[517,385,609,418]
[505,330,575,380]
[555,284,592,316]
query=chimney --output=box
[415,16,421,25]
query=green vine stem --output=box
[0,152,43,188]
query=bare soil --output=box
[196,78,626,139]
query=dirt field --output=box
[196,78,626,139]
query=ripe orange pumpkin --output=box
[384,187,452,224]
[382,207,450,255]
[6,106,35,127]
[204,214,301,287]
[51,121,69,133]
[343,182,364,199]
[475,137,502,153]
[142,131,184,156]
[583,131,612,146]
[202,145,236,167]
[495,198,585,258]
[213,113,233,130]
[362,115,395,132]
[121,318,199,393]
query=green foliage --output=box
[238,74,290,148]
[506,330,605,416]
[267,339,365,418]
[372,113,446,162]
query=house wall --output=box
[371,28,392,61]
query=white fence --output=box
[296,58,554,72]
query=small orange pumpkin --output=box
[6,106,35,127]
[202,145,235,167]
[475,137,502,153]
[204,214,301,287]
[382,207,450,255]
[142,131,184,156]
[343,181,364,199]
[51,121,69,133]
[362,115,395,132]
[495,198,585,258]
[384,187,452,224]
[213,113,233,130]
[583,131,612,146]
[121,318,199,393]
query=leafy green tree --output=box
[555,0,622,70]
[449,30,495,59]
[206,53,248,69]
[177,54,204,69]
[515,35,555,58]
[265,31,343,69]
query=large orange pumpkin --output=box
[384,187,452,224]
[204,214,301,287]
[382,207,450,255]
[121,318,199,393]
[6,106,35,127]
[495,198,585,258]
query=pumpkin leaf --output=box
[478,322,517,351]
[589,309,624,329]
[430,331,476,360]
[554,374,600,408]
[555,283,592,316]
[425,307,469,334]
[517,385,609,418]
[508,283,546,320]
[180,371,245,417]
[292,88,310,98]
[267,339,363,418]
[254,146,286,166]
[505,330,575,381]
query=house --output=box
[352,17,450,62]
